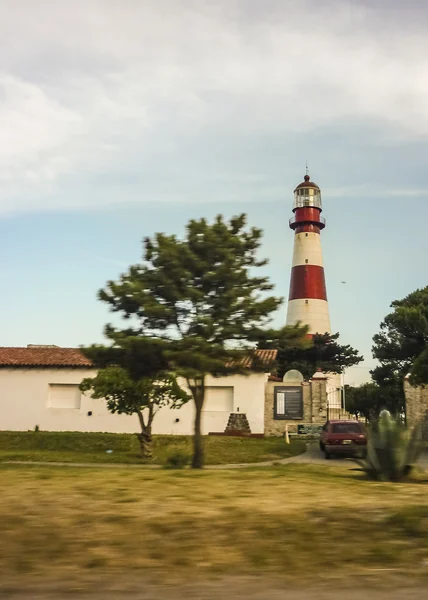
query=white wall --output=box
[0,369,267,435]
[0,368,139,433]
[326,373,343,409]
[197,373,267,435]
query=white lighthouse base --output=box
[286,298,331,335]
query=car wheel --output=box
[324,450,331,460]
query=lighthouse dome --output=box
[294,174,320,191]
[293,174,322,210]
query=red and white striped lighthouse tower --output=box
[286,171,331,335]
[286,171,344,411]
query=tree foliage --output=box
[370,364,406,417]
[83,330,169,380]
[412,347,428,386]
[95,214,308,468]
[80,366,189,459]
[259,331,363,381]
[372,286,428,413]
[345,383,397,422]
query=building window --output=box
[305,259,308,263]
[48,384,81,409]
[274,386,303,420]
[203,386,233,412]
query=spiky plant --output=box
[357,413,423,482]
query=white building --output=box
[0,346,274,435]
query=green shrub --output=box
[357,414,423,482]
[164,450,190,469]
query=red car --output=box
[319,420,367,459]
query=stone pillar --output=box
[404,378,428,440]
[310,370,328,423]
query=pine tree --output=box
[95,214,308,468]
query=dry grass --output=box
[1,464,428,592]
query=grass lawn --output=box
[0,431,305,465]
[0,463,428,592]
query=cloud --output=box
[0,0,427,215]
[326,185,428,199]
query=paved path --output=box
[1,444,343,470]
[4,444,428,470]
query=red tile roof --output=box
[229,348,278,369]
[0,347,93,368]
[0,347,277,370]
[249,348,277,368]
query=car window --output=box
[331,423,362,434]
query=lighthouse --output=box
[286,171,343,412]
[286,172,331,335]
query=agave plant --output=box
[357,413,423,482]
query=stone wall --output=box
[264,371,328,437]
[404,379,428,440]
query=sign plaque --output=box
[297,424,323,435]
[274,386,303,420]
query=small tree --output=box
[259,331,363,380]
[370,364,406,417]
[345,383,382,422]
[80,366,189,458]
[97,214,308,468]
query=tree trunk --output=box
[137,427,153,459]
[192,396,204,469]
[189,378,205,469]
[136,407,153,460]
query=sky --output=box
[1,0,428,386]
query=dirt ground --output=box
[6,578,428,600]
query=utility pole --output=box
[342,371,346,412]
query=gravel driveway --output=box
[287,442,428,469]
